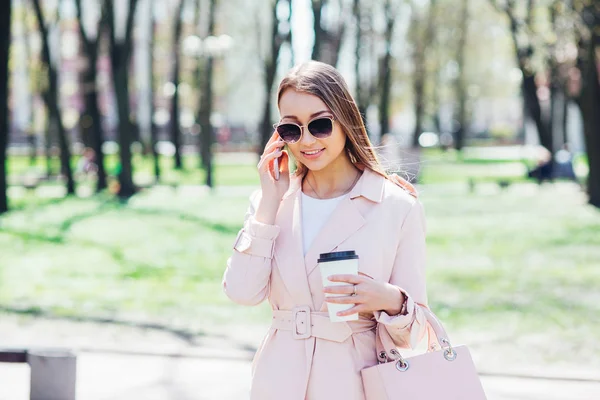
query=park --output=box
[0,0,599,399]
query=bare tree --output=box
[198,0,217,187]
[410,0,437,148]
[20,2,38,165]
[106,0,139,198]
[378,0,399,141]
[75,0,109,192]
[351,0,378,130]
[572,1,600,207]
[258,0,293,152]
[170,0,186,170]
[490,0,554,154]
[149,0,160,181]
[0,0,11,213]
[453,0,469,150]
[32,0,76,195]
[311,0,347,66]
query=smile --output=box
[301,149,325,158]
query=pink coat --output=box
[223,168,429,400]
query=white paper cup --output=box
[319,251,359,322]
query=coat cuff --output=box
[233,216,280,259]
[374,287,415,329]
[244,215,280,239]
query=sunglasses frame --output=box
[273,115,336,144]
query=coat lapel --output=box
[274,176,315,308]
[303,196,366,277]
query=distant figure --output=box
[554,144,578,182]
[76,148,98,176]
[527,145,553,184]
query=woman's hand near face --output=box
[254,131,290,225]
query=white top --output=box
[301,192,346,255]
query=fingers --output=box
[327,274,364,285]
[325,295,359,304]
[262,139,285,156]
[323,284,354,295]
[265,130,280,147]
[257,148,283,172]
[335,305,365,317]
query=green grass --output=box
[7,153,261,187]
[1,179,599,366]
[7,148,588,191]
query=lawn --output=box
[7,147,588,191]
[0,177,599,368]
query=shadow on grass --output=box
[0,305,258,356]
[123,207,240,235]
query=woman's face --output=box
[277,89,348,173]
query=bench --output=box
[0,348,77,400]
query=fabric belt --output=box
[271,306,376,343]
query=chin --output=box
[301,158,330,172]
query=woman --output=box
[223,61,429,400]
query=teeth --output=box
[304,149,321,155]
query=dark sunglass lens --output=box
[277,124,301,143]
[308,118,333,138]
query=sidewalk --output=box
[2,349,600,400]
[1,315,599,400]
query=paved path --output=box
[2,350,600,400]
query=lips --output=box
[302,149,324,155]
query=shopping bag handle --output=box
[376,305,456,364]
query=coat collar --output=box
[283,167,386,204]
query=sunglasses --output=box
[274,116,336,144]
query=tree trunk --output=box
[0,0,11,214]
[170,0,185,170]
[259,0,289,153]
[44,113,53,177]
[75,0,108,192]
[353,0,364,118]
[83,66,108,192]
[198,0,216,188]
[412,77,425,148]
[454,0,468,151]
[379,0,394,140]
[577,34,600,207]
[108,0,139,198]
[112,53,136,197]
[149,0,160,181]
[411,0,437,148]
[22,2,37,166]
[523,72,553,152]
[33,0,76,195]
[311,0,324,61]
[311,0,345,67]
[259,64,274,152]
[503,1,553,154]
[562,96,569,146]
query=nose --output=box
[299,125,317,145]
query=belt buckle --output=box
[291,305,311,339]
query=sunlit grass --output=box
[1,180,599,365]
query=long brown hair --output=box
[276,61,417,197]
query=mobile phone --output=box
[273,157,280,180]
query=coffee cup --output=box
[318,251,359,322]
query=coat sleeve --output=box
[373,200,428,350]
[222,191,280,306]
